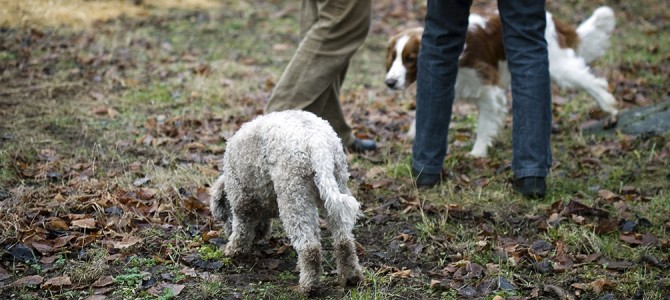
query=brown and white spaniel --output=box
[385,7,618,157]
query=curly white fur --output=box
[209,110,363,293]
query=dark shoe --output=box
[513,176,547,199]
[412,167,441,188]
[348,138,377,153]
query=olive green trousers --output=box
[265,0,371,146]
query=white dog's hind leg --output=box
[275,178,323,294]
[470,87,507,157]
[328,213,363,287]
[209,174,232,237]
[224,211,259,256]
[254,221,272,242]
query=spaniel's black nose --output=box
[384,78,398,89]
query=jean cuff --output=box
[514,168,548,179]
[411,161,442,175]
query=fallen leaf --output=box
[46,218,69,231]
[544,284,575,300]
[619,231,657,247]
[453,262,485,279]
[0,266,10,281]
[620,233,643,245]
[147,283,185,296]
[75,233,101,248]
[84,295,107,300]
[31,241,53,255]
[201,231,220,242]
[184,196,207,211]
[528,240,554,261]
[113,236,142,249]
[195,186,210,203]
[93,287,114,296]
[552,254,574,272]
[595,218,618,234]
[546,212,565,227]
[42,275,71,289]
[571,214,586,224]
[136,188,156,200]
[70,218,97,229]
[641,233,659,247]
[575,252,602,264]
[597,189,618,201]
[561,199,609,218]
[92,107,118,118]
[395,233,412,242]
[390,269,412,278]
[92,276,114,288]
[10,275,44,288]
[472,177,490,188]
[590,278,613,293]
[552,241,574,272]
[180,267,197,278]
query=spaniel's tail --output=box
[576,6,616,64]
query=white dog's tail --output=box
[576,6,616,64]
[310,147,360,232]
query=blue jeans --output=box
[412,0,552,179]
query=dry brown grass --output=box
[0,0,221,29]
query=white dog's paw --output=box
[224,244,245,257]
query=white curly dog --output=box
[209,110,363,293]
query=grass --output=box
[0,0,668,299]
[66,248,109,285]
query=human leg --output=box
[498,0,552,197]
[273,177,323,293]
[412,0,472,185]
[265,0,371,146]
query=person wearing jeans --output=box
[265,0,376,152]
[412,0,552,198]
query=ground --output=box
[0,0,669,299]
